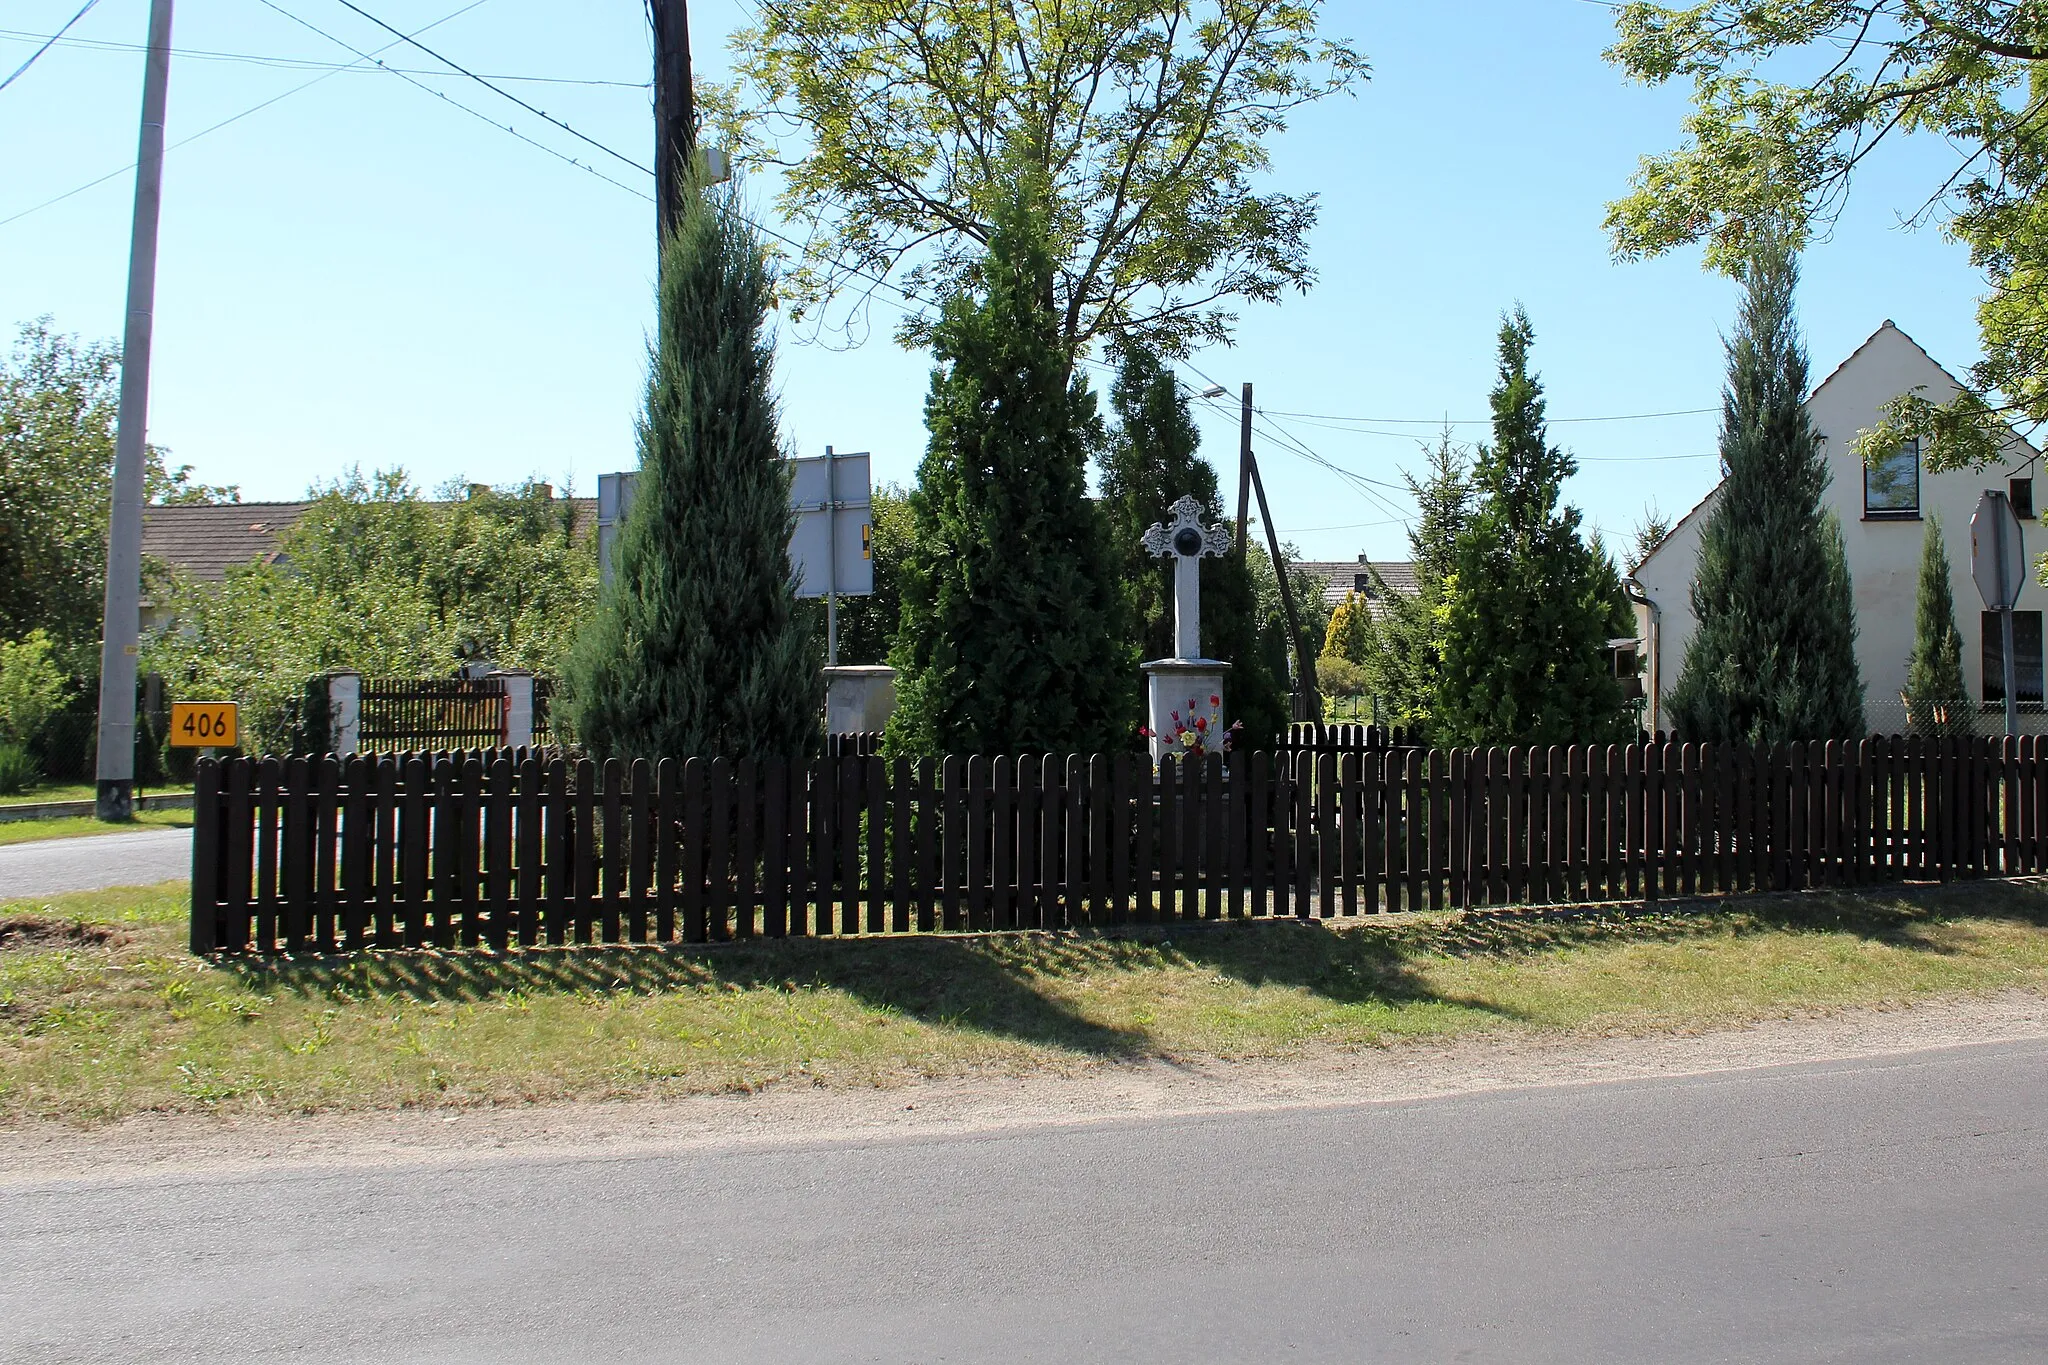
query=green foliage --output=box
[1603,1,2048,468]
[143,472,593,753]
[1666,231,1864,743]
[1435,310,1630,746]
[1629,505,1672,573]
[1366,431,1474,738]
[1245,539,1331,701]
[0,741,35,795]
[886,183,1132,756]
[819,483,914,666]
[1097,342,1288,748]
[1315,653,1367,701]
[0,319,237,677]
[0,629,67,746]
[712,0,1366,357]
[566,181,818,763]
[1904,514,1971,735]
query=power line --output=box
[1260,404,1719,427]
[0,0,99,94]
[322,0,653,176]
[0,0,494,230]
[0,26,647,85]
[254,0,652,201]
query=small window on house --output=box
[1354,572,1372,596]
[2013,477,2036,520]
[1865,437,1920,517]
[1983,610,2046,707]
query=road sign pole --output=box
[95,0,175,823]
[824,445,838,666]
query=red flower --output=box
[1209,694,1220,706]
[1194,716,1208,731]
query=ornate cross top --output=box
[1141,494,1232,660]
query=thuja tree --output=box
[1436,310,1630,746]
[886,184,1131,756]
[1903,514,1970,735]
[566,181,818,761]
[1098,342,1287,747]
[1666,231,1862,743]
[1368,430,1473,738]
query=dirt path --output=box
[7,989,2045,1185]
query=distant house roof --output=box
[1294,559,1418,612]
[140,496,599,584]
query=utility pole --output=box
[94,0,175,823]
[648,0,695,244]
[1235,383,1253,556]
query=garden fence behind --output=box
[191,734,2048,955]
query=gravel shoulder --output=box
[7,987,2043,1187]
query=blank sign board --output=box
[789,450,873,598]
[596,453,874,596]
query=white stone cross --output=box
[1141,494,1232,660]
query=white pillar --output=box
[327,672,361,756]
[493,671,535,750]
[1173,554,1202,660]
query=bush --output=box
[1316,654,1367,699]
[0,629,67,746]
[0,740,36,795]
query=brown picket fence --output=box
[188,735,2048,955]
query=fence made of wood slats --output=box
[189,735,2048,955]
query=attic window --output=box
[1354,572,1372,596]
[2013,476,2035,520]
[1864,438,1920,518]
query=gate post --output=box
[326,672,361,755]
[493,671,535,750]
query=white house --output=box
[1632,321,2045,735]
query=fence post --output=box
[493,670,535,750]
[326,671,361,755]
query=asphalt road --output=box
[0,827,189,898]
[4,1038,2045,1364]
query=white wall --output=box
[1632,321,2045,734]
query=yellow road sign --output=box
[170,701,238,748]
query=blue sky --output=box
[0,0,1994,563]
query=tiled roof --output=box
[141,497,600,584]
[1295,559,1418,611]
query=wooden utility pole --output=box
[1249,453,1320,722]
[648,0,695,243]
[1234,382,1253,555]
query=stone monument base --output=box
[1140,658,1231,765]
[824,665,897,735]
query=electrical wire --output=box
[322,0,652,176]
[0,26,646,85]
[0,0,99,94]
[0,0,493,230]
[254,0,652,201]
[1261,404,1719,428]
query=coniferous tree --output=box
[1098,342,1289,748]
[1903,514,1970,735]
[885,185,1131,756]
[566,180,818,761]
[1435,310,1630,745]
[1665,231,1863,743]
[1368,430,1473,737]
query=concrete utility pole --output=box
[94,0,175,822]
[648,0,695,243]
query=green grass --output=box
[0,810,192,848]
[0,783,193,809]
[6,879,2048,1124]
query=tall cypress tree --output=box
[1435,309,1629,746]
[565,180,818,761]
[1666,231,1863,743]
[1098,342,1289,748]
[1903,514,1970,734]
[885,185,1131,756]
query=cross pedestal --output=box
[1140,495,1232,765]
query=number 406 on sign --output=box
[170,701,238,748]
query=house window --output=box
[1865,437,1920,517]
[2013,476,2036,520]
[1353,572,1372,596]
[1982,610,2046,707]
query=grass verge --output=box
[5,879,2048,1124]
[0,810,193,848]
[0,784,192,808]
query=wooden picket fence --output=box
[188,734,2048,955]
